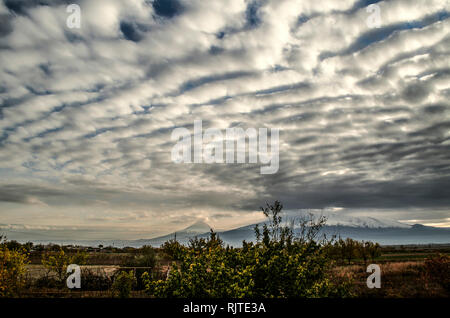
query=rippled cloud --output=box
[0,0,449,237]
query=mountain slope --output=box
[135,220,212,246]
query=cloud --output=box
[0,0,449,237]
[152,0,184,18]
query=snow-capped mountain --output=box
[182,220,212,234]
[135,213,449,247]
[284,210,411,229]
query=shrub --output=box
[143,201,353,298]
[127,246,156,269]
[41,248,88,286]
[161,239,186,261]
[0,236,30,297]
[122,245,156,289]
[112,271,136,298]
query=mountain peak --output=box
[183,220,212,234]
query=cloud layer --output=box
[0,0,449,237]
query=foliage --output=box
[338,238,359,265]
[143,201,353,298]
[365,241,381,261]
[124,245,157,268]
[161,238,186,261]
[2,240,33,253]
[112,270,136,298]
[122,245,157,289]
[41,248,88,285]
[328,238,381,264]
[0,235,30,297]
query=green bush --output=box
[161,239,186,261]
[0,236,30,297]
[143,201,353,298]
[122,245,156,289]
[41,248,88,286]
[126,246,156,269]
[112,271,136,298]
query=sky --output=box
[0,0,449,240]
